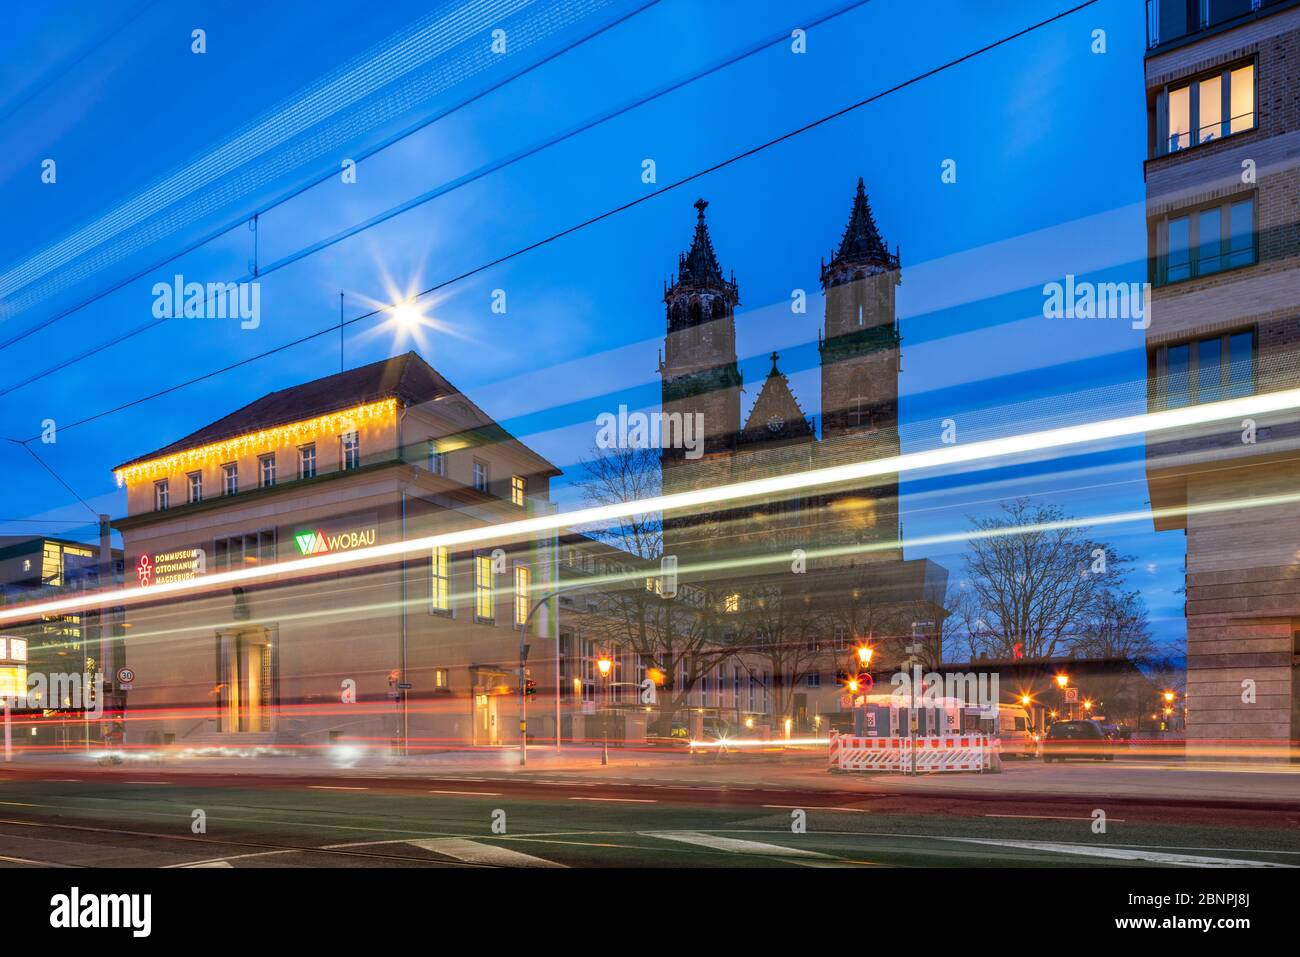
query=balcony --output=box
[1147,0,1290,50]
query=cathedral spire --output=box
[675,198,731,291]
[836,177,891,263]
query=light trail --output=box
[0,386,1296,627]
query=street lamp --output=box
[596,652,614,765]
[1055,674,1069,689]
[856,645,874,667]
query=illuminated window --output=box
[299,443,316,480]
[187,471,202,504]
[475,555,494,621]
[510,474,526,506]
[222,463,238,496]
[514,564,531,627]
[723,593,740,613]
[472,459,489,492]
[154,480,169,511]
[435,668,448,689]
[341,432,360,470]
[259,453,276,488]
[1157,61,1255,155]
[428,442,446,476]
[430,545,450,613]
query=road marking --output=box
[948,838,1296,868]
[763,805,868,812]
[307,785,369,791]
[427,789,501,797]
[0,802,38,807]
[985,814,1128,822]
[641,831,831,859]
[123,781,172,785]
[568,796,657,803]
[407,838,565,868]
[0,853,75,867]
[41,779,81,783]
[178,860,235,868]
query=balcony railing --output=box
[1146,0,1285,49]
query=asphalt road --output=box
[0,761,1298,868]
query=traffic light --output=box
[524,679,537,697]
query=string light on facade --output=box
[113,398,398,487]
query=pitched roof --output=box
[740,352,814,443]
[669,198,739,297]
[114,352,556,474]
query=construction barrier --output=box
[829,732,1001,774]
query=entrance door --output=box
[474,693,499,746]
[220,629,274,733]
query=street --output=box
[1,751,1297,868]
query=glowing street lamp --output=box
[1019,694,1032,707]
[1083,700,1093,712]
[596,653,614,765]
[856,645,874,667]
[1055,674,1069,689]
[1162,691,1176,704]
[596,656,613,677]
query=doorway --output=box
[218,627,275,733]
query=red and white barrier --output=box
[829,732,1000,774]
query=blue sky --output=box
[0,0,1182,646]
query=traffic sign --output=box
[116,667,135,684]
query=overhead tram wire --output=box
[0,0,664,356]
[10,0,1099,446]
[0,0,878,399]
[4,439,100,518]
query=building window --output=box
[214,530,276,571]
[723,592,740,613]
[474,554,494,621]
[1156,61,1254,155]
[435,668,448,689]
[1155,330,1255,408]
[187,471,202,504]
[154,480,169,511]
[430,545,450,613]
[299,444,316,480]
[341,431,360,470]
[222,463,238,496]
[472,459,489,493]
[428,443,446,476]
[806,672,821,688]
[514,564,531,627]
[1154,195,1255,285]
[510,474,526,506]
[259,453,276,488]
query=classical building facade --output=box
[1144,0,1300,753]
[111,352,561,750]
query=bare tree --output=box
[960,499,1129,660]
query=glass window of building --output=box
[1157,331,1255,408]
[154,479,169,511]
[222,463,238,496]
[299,443,316,479]
[259,453,276,488]
[1156,195,1254,284]
[1157,61,1254,154]
[472,458,489,492]
[514,564,531,626]
[474,554,494,621]
[341,431,359,470]
[510,474,526,506]
[187,471,202,504]
[431,545,450,613]
[428,443,446,476]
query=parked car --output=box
[1041,719,1114,761]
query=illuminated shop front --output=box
[111,353,559,750]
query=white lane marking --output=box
[0,802,38,807]
[0,853,75,867]
[948,838,1296,868]
[568,796,656,803]
[762,805,868,812]
[41,779,81,783]
[407,838,565,868]
[427,789,501,797]
[641,831,831,859]
[307,785,369,790]
[178,860,235,868]
[123,781,172,785]
[985,814,1127,822]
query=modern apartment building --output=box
[1144,0,1300,752]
